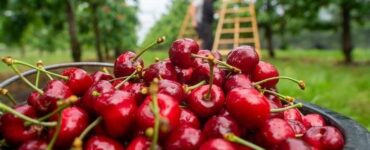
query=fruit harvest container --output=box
[0,62,369,149]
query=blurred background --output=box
[0,0,369,129]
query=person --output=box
[190,0,215,50]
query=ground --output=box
[1,49,369,130]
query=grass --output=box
[1,48,369,130]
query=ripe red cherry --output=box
[127,136,154,150]
[158,79,185,102]
[169,38,199,69]
[224,74,252,93]
[27,91,41,108]
[49,106,89,148]
[226,46,259,74]
[90,71,114,83]
[251,61,279,88]
[143,60,177,83]
[287,120,307,135]
[62,67,93,96]
[193,50,222,68]
[85,135,124,150]
[136,93,181,134]
[259,118,295,149]
[179,108,200,128]
[190,64,225,87]
[175,66,193,84]
[199,138,237,150]
[302,114,326,129]
[34,80,72,113]
[267,99,283,119]
[165,125,204,150]
[283,108,303,122]
[118,81,146,104]
[203,115,242,139]
[0,105,39,145]
[81,80,114,112]
[18,139,47,150]
[303,126,344,150]
[186,85,225,118]
[277,138,312,150]
[114,51,144,78]
[94,90,137,137]
[226,88,270,129]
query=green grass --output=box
[1,48,369,130]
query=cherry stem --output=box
[102,67,110,74]
[253,76,305,90]
[270,103,303,113]
[262,89,295,103]
[205,54,215,100]
[9,64,44,94]
[72,117,102,150]
[47,112,62,150]
[191,54,241,73]
[224,133,265,150]
[149,78,160,150]
[35,70,41,88]
[114,70,138,89]
[132,36,166,62]
[13,60,68,80]
[0,88,17,106]
[183,80,206,93]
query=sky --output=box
[136,0,172,44]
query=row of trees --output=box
[0,0,138,62]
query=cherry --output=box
[302,114,326,129]
[179,108,200,128]
[0,105,39,145]
[175,66,193,84]
[18,139,47,150]
[94,90,137,138]
[186,85,225,118]
[263,87,283,108]
[287,120,307,135]
[165,125,204,150]
[267,99,284,119]
[199,138,237,150]
[158,79,185,102]
[224,74,252,93]
[27,91,41,108]
[62,67,93,96]
[81,80,114,113]
[48,106,89,148]
[85,135,124,150]
[143,60,177,83]
[259,118,295,149]
[203,115,242,139]
[90,71,114,83]
[136,93,181,134]
[226,46,259,75]
[277,138,312,150]
[118,81,146,104]
[303,126,344,150]
[127,136,159,150]
[283,107,303,122]
[169,38,200,69]
[190,63,225,87]
[251,61,279,88]
[226,88,270,129]
[193,50,222,68]
[34,80,72,113]
[114,51,144,78]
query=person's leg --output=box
[203,22,213,50]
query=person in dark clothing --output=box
[190,0,215,50]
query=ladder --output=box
[212,0,261,56]
[178,5,199,40]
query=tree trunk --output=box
[91,3,103,62]
[20,43,26,58]
[114,47,121,58]
[103,41,110,60]
[341,2,352,63]
[265,0,275,58]
[65,0,82,62]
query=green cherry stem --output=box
[0,102,57,127]
[132,36,166,62]
[12,60,68,80]
[191,54,241,73]
[204,54,215,100]
[183,80,206,93]
[72,117,102,150]
[262,89,295,103]
[35,70,41,88]
[253,76,305,90]
[102,67,110,74]
[9,64,44,94]
[224,133,265,150]
[114,69,139,89]
[47,112,62,150]
[0,88,17,106]
[149,78,160,150]
[270,103,303,113]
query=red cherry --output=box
[81,80,114,112]
[143,60,177,83]
[18,139,47,150]
[94,90,137,137]
[287,120,307,135]
[90,71,114,83]
[190,64,225,87]
[264,87,283,108]
[85,135,124,150]
[27,91,41,108]
[169,38,199,69]
[49,106,89,148]
[283,108,303,122]
[226,46,259,75]
[165,125,204,150]
[175,66,193,84]
[251,61,279,88]
[158,79,185,102]
[0,105,39,145]
[118,82,146,104]
[224,74,252,93]
[226,88,270,129]
[303,126,344,150]
[193,50,222,68]
[127,136,154,150]
[277,138,312,150]
[179,108,200,128]
[267,99,283,119]
[136,94,181,134]
[114,51,144,78]
[34,80,72,113]
[203,115,242,139]
[302,114,326,129]
[259,118,295,149]
[62,68,93,96]
[186,85,225,118]
[199,138,237,150]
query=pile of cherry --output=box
[0,37,344,150]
